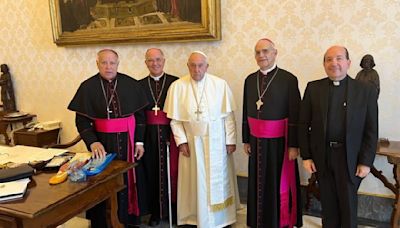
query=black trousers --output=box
[317,145,361,228]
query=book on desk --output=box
[0,178,30,203]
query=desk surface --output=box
[378,141,400,158]
[0,114,36,123]
[0,160,133,227]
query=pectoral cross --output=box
[256,99,263,110]
[106,107,113,119]
[152,104,160,116]
[195,108,202,120]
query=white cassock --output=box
[164,73,240,228]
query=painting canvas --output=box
[49,0,221,45]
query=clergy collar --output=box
[260,63,277,75]
[150,72,164,81]
[100,74,117,83]
[330,75,348,87]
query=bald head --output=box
[254,38,277,70]
[96,49,119,63]
[145,48,165,76]
[96,49,119,81]
[145,48,164,59]
[323,45,351,81]
[323,45,349,62]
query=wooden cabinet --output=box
[0,114,36,145]
[13,128,60,147]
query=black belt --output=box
[328,141,344,149]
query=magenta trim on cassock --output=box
[248,117,297,228]
[145,110,170,125]
[94,116,139,216]
[145,110,179,203]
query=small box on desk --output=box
[13,128,60,147]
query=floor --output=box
[58,205,382,228]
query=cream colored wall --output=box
[1,0,399,196]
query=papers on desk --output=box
[0,145,68,165]
[0,178,30,203]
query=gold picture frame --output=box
[49,0,221,46]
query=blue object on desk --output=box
[83,153,117,176]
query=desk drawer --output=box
[14,128,60,147]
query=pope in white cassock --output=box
[164,51,240,227]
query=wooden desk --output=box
[305,141,400,228]
[0,160,134,228]
[371,141,400,228]
[13,128,60,147]
[0,114,36,145]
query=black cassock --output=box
[138,74,179,223]
[68,73,149,227]
[242,67,303,228]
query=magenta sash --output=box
[94,116,139,215]
[146,110,170,125]
[145,110,179,203]
[248,117,297,228]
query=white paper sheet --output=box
[0,145,68,165]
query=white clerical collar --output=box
[329,75,347,86]
[150,72,164,81]
[260,63,277,75]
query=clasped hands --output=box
[178,143,236,157]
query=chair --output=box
[48,135,81,149]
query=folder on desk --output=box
[83,153,116,176]
[0,164,34,183]
[0,178,30,203]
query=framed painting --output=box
[49,0,221,46]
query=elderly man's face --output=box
[145,49,165,76]
[323,46,351,81]
[255,40,277,70]
[97,50,119,81]
[187,53,208,81]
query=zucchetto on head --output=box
[192,50,208,59]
